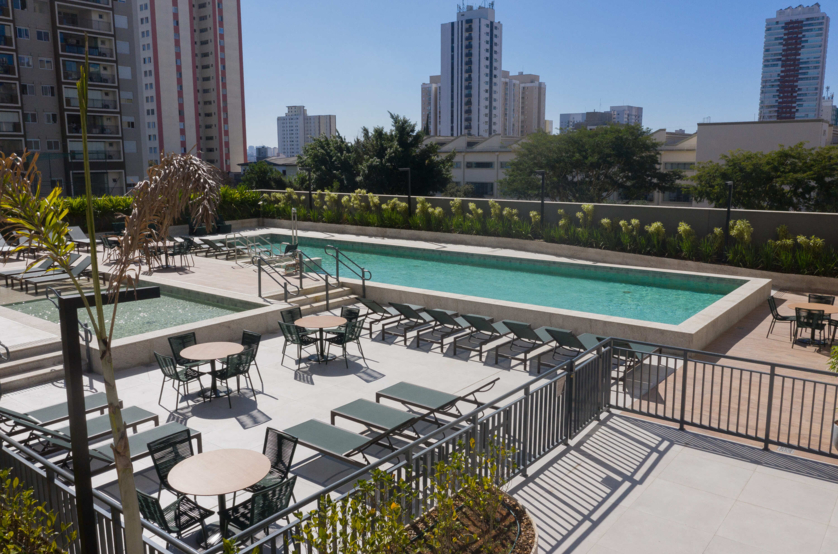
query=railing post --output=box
[110,505,124,554]
[564,359,575,444]
[325,275,330,310]
[679,350,690,430]
[335,249,340,283]
[283,282,288,302]
[257,257,262,298]
[596,345,603,420]
[298,251,303,290]
[522,386,530,476]
[362,268,367,298]
[763,364,776,451]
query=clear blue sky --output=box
[241,0,838,148]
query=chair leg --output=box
[357,340,366,365]
[253,360,264,390]
[767,319,775,338]
[282,341,288,365]
[344,344,349,368]
[158,377,168,407]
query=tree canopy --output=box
[690,142,838,211]
[296,113,454,195]
[239,160,289,190]
[499,125,680,202]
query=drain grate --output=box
[776,446,795,455]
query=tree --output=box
[356,113,454,196]
[499,125,680,202]
[690,142,838,211]
[1,49,223,554]
[296,132,357,192]
[239,160,287,190]
[443,181,475,197]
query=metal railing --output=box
[254,254,300,301]
[323,245,371,298]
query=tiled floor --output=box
[509,414,838,554]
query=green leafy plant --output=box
[829,346,838,374]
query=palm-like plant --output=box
[0,41,223,553]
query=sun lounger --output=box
[0,235,20,261]
[67,226,98,251]
[376,378,500,420]
[535,328,597,373]
[452,314,511,361]
[197,237,236,258]
[494,321,562,367]
[5,254,82,288]
[536,332,659,377]
[284,419,402,468]
[381,303,434,344]
[23,256,91,293]
[416,309,474,352]
[355,297,402,337]
[0,392,113,427]
[330,398,423,437]
[1,257,53,286]
[42,422,201,475]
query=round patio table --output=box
[295,315,346,363]
[168,449,270,546]
[180,342,244,399]
[787,302,838,345]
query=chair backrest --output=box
[356,297,387,315]
[147,429,193,491]
[544,328,586,351]
[426,308,460,328]
[168,332,197,366]
[248,476,297,527]
[796,308,824,329]
[67,226,87,241]
[242,330,261,355]
[767,296,782,319]
[280,307,302,324]
[809,294,836,306]
[112,221,126,234]
[263,428,297,480]
[69,257,91,276]
[278,321,305,345]
[343,317,366,342]
[391,303,423,321]
[154,352,179,380]
[225,347,256,377]
[137,491,170,531]
[503,320,541,343]
[283,243,298,255]
[340,306,361,322]
[461,314,496,334]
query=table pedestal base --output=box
[200,385,231,400]
[306,353,338,363]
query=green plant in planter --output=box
[829,346,838,373]
[677,221,696,260]
[644,221,666,253]
[0,468,77,553]
[423,449,473,553]
[222,538,259,554]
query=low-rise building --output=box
[238,156,298,178]
[424,134,524,197]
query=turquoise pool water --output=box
[266,234,745,325]
[5,294,245,339]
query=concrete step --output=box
[0,352,65,378]
[7,339,62,361]
[299,296,358,316]
[0,365,64,393]
[288,287,353,307]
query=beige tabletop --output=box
[180,342,244,361]
[168,449,271,496]
[787,302,838,315]
[296,315,347,329]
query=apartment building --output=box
[759,4,829,121]
[276,105,336,158]
[611,105,643,125]
[421,3,547,138]
[0,0,246,195]
[559,106,643,131]
[424,133,523,197]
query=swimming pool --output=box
[264,234,746,326]
[5,293,245,339]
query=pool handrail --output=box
[324,244,372,297]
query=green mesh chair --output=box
[325,306,361,336]
[137,490,214,544]
[214,348,257,408]
[793,308,826,348]
[221,476,297,540]
[241,330,264,389]
[325,317,366,368]
[280,306,303,325]
[278,321,317,366]
[111,221,126,235]
[147,429,194,499]
[168,332,206,373]
[246,428,297,494]
[766,297,795,340]
[809,294,836,305]
[155,352,203,408]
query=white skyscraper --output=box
[276,106,337,157]
[611,106,643,126]
[759,4,829,121]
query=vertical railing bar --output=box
[763,365,776,451]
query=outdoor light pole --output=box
[399,168,412,215]
[535,170,546,223]
[300,167,313,211]
[723,181,734,249]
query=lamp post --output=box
[399,167,412,215]
[258,200,263,226]
[723,181,734,249]
[534,170,546,223]
[300,166,312,212]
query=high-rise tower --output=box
[759,4,829,121]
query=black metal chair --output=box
[147,429,194,499]
[325,306,361,336]
[237,428,298,505]
[168,332,205,373]
[766,296,795,340]
[792,308,826,348]
[221,477,297,540]
[326,317,367,368]
[154,352,203,408]
[214,348,257,408]
[809,294,836,305]
[241,330,264,389]
[137,491,214,545]
[111,221,126,235]
[278,321,317,366]
[280,306,303,325]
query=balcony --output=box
[0,54,14,77]
[56,7,113,33]
[73,0,112,6]
[68,149,121,161]
[0,82,18,105]
[0,0,8,18]
[64,96,117,110]
[66,113,120,135]
[0,35,11,47]
[59,31,114,58]
[62,60,117,84]
[0,120,20,132]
